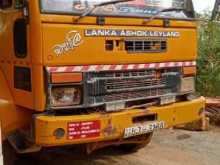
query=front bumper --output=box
[35,97,205,147]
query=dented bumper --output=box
[35,97,205,147]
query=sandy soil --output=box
[3,127,220,165]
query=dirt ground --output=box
[3,127,220,165]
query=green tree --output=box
[197,20,220,96]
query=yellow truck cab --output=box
[0,0,205,154]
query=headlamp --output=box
[180,77,195,93]
[51,86,81,107]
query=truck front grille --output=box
[125,39,167,53]
[86,68,179,105]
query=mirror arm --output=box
[22,0,29,23]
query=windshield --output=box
[40,0,195,19]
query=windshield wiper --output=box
[75,0,134,22]
[143,7,184,25]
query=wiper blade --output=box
[75,0,134,22]
[143,7,184,25]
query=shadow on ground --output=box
[4,128,220,165]
[4,142,135,165]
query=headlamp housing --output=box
[50,86,81,107]
[180,77,195,93]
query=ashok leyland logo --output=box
[53,30,83,56]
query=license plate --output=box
[68,120,101,140]
[124,121,165,139]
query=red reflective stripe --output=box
[109,65,117,70]
[133,64,140,70]
[47,61,196,73]
[122,64,129,70]
[65,66,75,72]
[82,65,89,71]
[96,65,103,71]
[48,67,58,73]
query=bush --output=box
[197,20,220,96]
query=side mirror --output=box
[22,0,29,22]
[0,0,12,9]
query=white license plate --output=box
[124,121,165,139]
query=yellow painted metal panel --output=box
[42,24,197,66]
[35,97,205,147]
[0,70,32,140]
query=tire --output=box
[117,132,153,153]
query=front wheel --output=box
[117,132,153,153]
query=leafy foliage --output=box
[197,20,220,96]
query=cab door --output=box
[0,0,34,109]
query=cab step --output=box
[7,131,41,154]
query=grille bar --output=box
[106,78,166,92]
[106,84,166,93]
[103,88,171,102]
[125,40,167,53]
